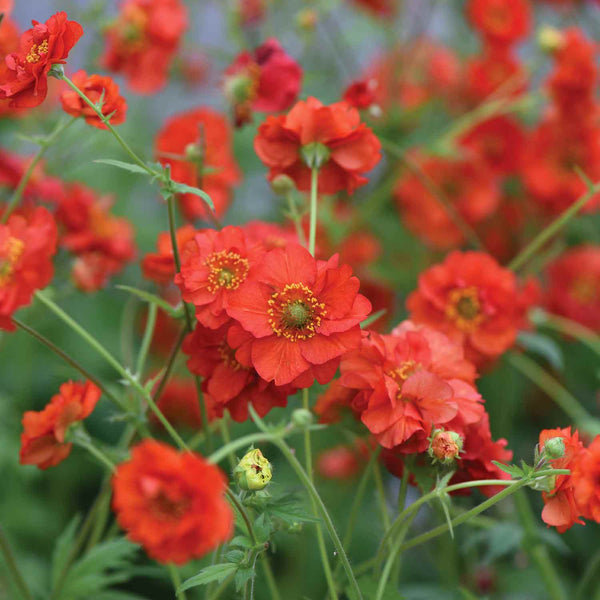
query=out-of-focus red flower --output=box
[317,444,364,479]
[348,0,397,17]
[467,0,531,47]
[539,427,585,532]
[60,70,127,129]
[459,116,525,175]
[407,251,535,365]
[342,78,379,111]
[142,224,196,286]
[573,436,600,523]
[112,440,233,564]
[0,15,21,117]
[0,206,57,330]
[314,378,357,424]
[55,184,136,292]
[545,246,600,331]
[242,220,299,252]
[0,11,83,108]
[522,117,600,214]
[223,38,302,127]
[102,0,187,94]
[340,323,480,450]
[236,0,266,26]
[394,155,500,249]
[20,380,101,470]
[254,96,381,195]
[227,243,371,387]
[155,107,241,220]
[176,226,259,329]
[184,321,292,422]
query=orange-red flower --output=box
[545,245,600,331]
[227,243,371,387]
[539,427,585,532]
[348,0,397,16]
[60,70,127,129]
[223,38,302,127]
[184,321,292,422]
[20,380,101,470]
[112,440,233,564]
[175,226,259,329]
[155,107,241,220]
[407,251,535,365]
[254,96,381,195]
[467,0,531,47]
[0,206,57,330]
[572,436,600,523]
[102,0,187,94]
[0,11,83,108]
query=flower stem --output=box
[73,435,116,472]
[168,564,187,600]
[135,302,157,378]
[373,461,391,532]
[507,352,600,435]
[152,326,187,402]
[0,526,32,600]
[308,168,319,256]
[508,181,600,272]
[514,489,567,600]
[1,117,77,224]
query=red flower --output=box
[254,96,381,195]
[317,444,365,479]
[227,243,371,387]
[407,251,535,365]
[141,224,196,286]
[467,0,531,47]
[394,155,499,249]
[102,0,188,94]
[60,70,127,129]
[573,436,600,523]
[348,0,397,17]
[342,79,379,111]
[539,427,585,532]
[223,38,302,127]
[155,107,241,220]
[545,245,600,331]
[0,206,57,330]
[20,380,101,470]
[175,226,258,329]
[112,440,233,564]
[340,322,479,450]
[0,12,83,108]
[184,321,292,422]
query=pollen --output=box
[26,39,49,64]
[445,286,485,332]
[267,282,327,342]
[0,236,25,287]
[217,341,245,372]
[205,250,249,294]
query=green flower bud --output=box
[428,429,463,464]
[234,449,272,491]
[537,26,564,53]
[271,174,296,196]
[292,408,314,428]
[543,436,566,460]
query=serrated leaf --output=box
[116,285,181,318]
[224,550,246,564]
[229,535,253,549]
[51,515,82,588]
[234,567,255,592]
[94,159,152,176]
[439,494,454,539]
[482,523,523,564]
[268,507,321,524]
[169,181,215,213]
[492,461,523,479]
[253,513,272,543]
[178,563,238,593]
[517,331,564,371]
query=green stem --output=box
[168,564,187,600]
[152,326,187,403]
[35,290,188,451]
[209,431,280,464]
[373,461,391,532]
[135,302,157,378]
[262,558,282,600]
[226,489,257,544]
[508,181,600,272]
[309,168,319,256]
[206,572,235,600]
[534,309,600,359]
[56,71,155,176]
[72,431,116,472]
[286,190,307,247]
[1,117,77,224]
[514,490,566,600]
[507,352,599,434]
[13,317,124,410]
[0,526,33,600]
[575,548,600,600]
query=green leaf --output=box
[229,535,253,549]
[491,461,524,479]
[360,309,387,330]
[116,285,181,318]
[234,567,255,592]
[224,550,246,564]
[94,159,152,176]
[253,513,272,544]
[168,181,215,213]
[178,563,238,593]
[517,331,564,371]
[51,515,82,588]
[438,494,454,539]
[482,523,523,564]
[268,507,321,524]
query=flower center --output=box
[267,282,327,342]
[445,286,485,332]
[140,477,191,521]
[0,236,25,287]
[218,341,245,371]
[570,276,598,304]
[26,39,49,64]
[205,250,249,294]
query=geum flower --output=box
[254,96,381,195]
[0,11,83,108]
[226,243,371,387]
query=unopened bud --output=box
[538,26,564,53]
[271,174,296,196]
[184,143,203,163]
[543,436,565,460]
[296,9,318,32]
[428,430,463,464]
[292,408,314,428]
[234,448,272,491]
